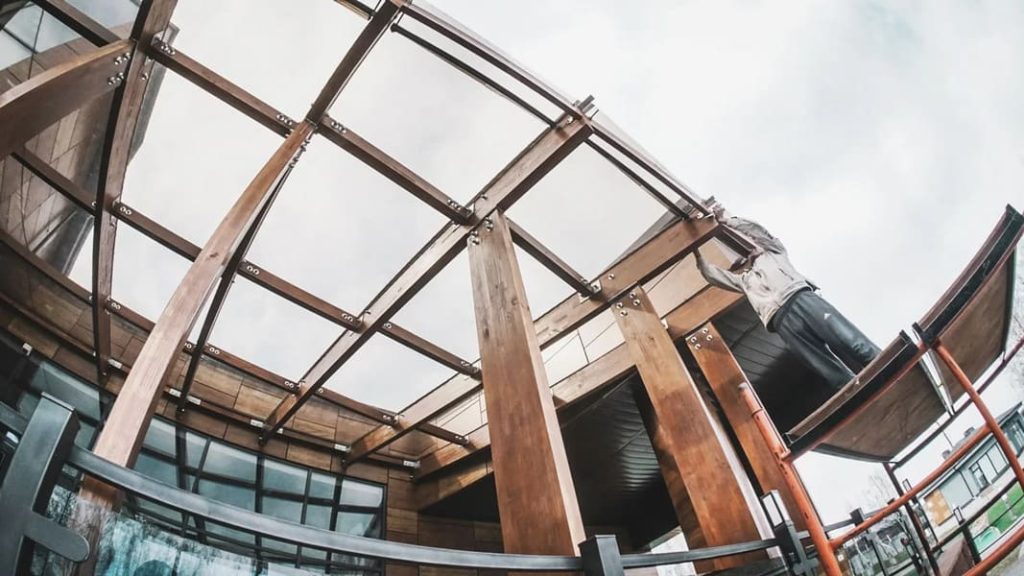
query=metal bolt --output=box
[631,299,641,307]
[689,336,697,343]
[607,274,616,280]
[619,310,628,316]
[702,327,709,334]
[695,343,702,350]
[706,334,713,341]
[616,302,624,308]
[383,322,392,330]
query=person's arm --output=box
[695,250,743,293]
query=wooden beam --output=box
[379,321,479,377]
[0,40,130,159]
[12,148,93,212]
[265,114,591,434]
[90,120,313,468]
[346,217,718,463]
[146,41,293,137]
[34,0,121,46]
[320,117,470,222]
[177,165,293,410]
[91,0,177,386]
[305,0,401,122]
[687,322,807,531]
[114,200,199,260]
[468,210,584,554]
[508,217,593,295]
[415,285,743,480]
[615,286,765,570]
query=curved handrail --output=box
[0,401,781,571]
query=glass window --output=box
[336,512,380,538]
[135,452,178,487]
[142,417,177,457]
[65,0,139,30]
[184,431,207,470]
[262,496,302,523]
[969,462,990,490]
[202,442,257,482]
[309,471,336,500]
[339,479,383,508]
[263,459,308,495]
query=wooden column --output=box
[613,287,766,570]
[687,322,807,531]
[89,121,314,469]
[468,210,585,556]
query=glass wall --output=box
[0,331,385,575]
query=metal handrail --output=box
[0,400,785,573]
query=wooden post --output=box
[613,288,767,571]
[687,322,807,531]
[468,210,586,557]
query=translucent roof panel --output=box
[246,134,446,312]
[207,276,340,382]
[507,142,669,280]
[118,64,282,246]
[388,251,478,362]
[65,0,139,31]
[168,0,367,118]
[514,244,574,320]
[323,334,456,413]
[110,224,191,322]
[1,4,85,92]
[394,14,565,123]
[330,27,548,203]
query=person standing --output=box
[695,204,880,390]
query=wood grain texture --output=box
[688,322,806,531]
[614,287,765,570]
[90,121,313,467]
[468,210,585,555]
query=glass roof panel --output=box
[387,251,477,361]
[168,0,366,118]
[110,223,191,321]
[65,0,139,31]
[207,276,339,382]
[1,4,86,93]
[506,141,668,280]
[329,27,548,203]
[323,334,455,413]
[118,64,282,246]
[245,134,446,312]
[394,15,564,123]
[514,244,574,320]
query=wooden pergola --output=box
[0,0,814,569]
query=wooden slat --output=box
[0,40,130,159]
[687,322,806,531]
[305,0,400,121]
[265,114,591,433]
[379,321,479,377]
[415,286,742,480]
[467,210,584,554]
[34,0,121,46]
[91,0,176,385]
[347,217,718,463]
[320,118,470,222]
[146,41,293,137]
[90,121,313,467]
[507,217,593,294]
[12,148,93,212]
[236,262,361,330]
[614,286,765,570]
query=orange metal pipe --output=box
[964,520,1024,575]
[829,423,991,548]
[936,342,1024,488]
[739,384,843,576]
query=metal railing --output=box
[0,395,805,576]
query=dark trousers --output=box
[773,290,880,391]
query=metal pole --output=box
[884,463,940,575]
[935,342,1024,575]
[739,384,843,576]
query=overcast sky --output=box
[62,0,1024,528]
